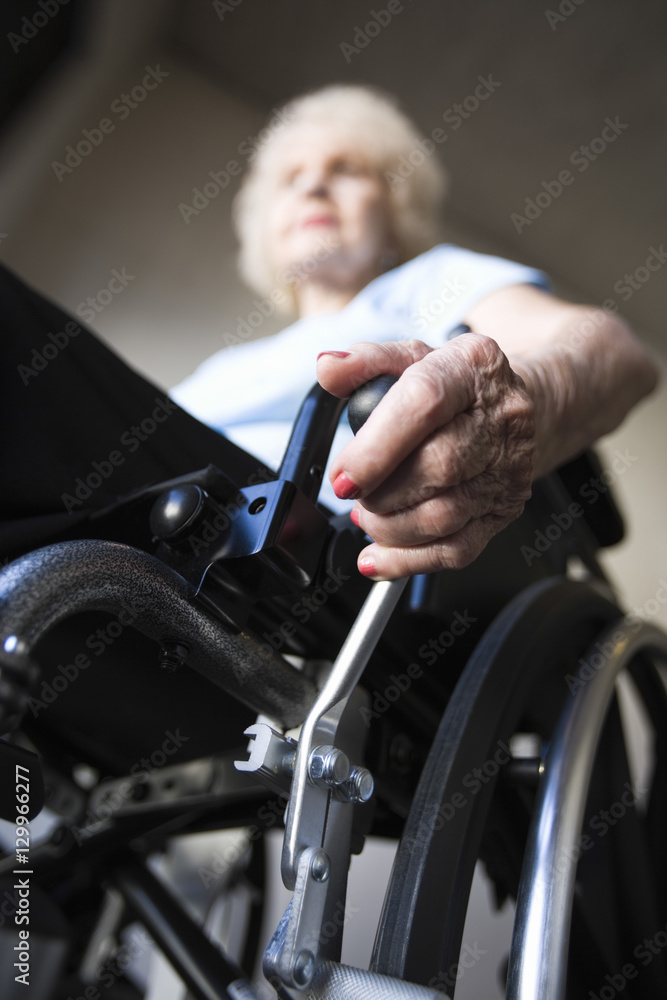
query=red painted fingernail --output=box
[332,472,360,500]
[349,508,361,527]
[317,351,351,361]
[358,557,378,578]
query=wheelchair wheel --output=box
[371,576,667,997]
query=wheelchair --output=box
[0,377,666,1000]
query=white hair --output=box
[233,84,448,310]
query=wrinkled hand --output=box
[316,335,536,579]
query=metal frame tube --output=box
[112,858,262,1000]
[0,539,315,727]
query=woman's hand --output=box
[317,333,536,579]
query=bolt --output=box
[350,766,374,802]
[505,756,543,788]
[158,641,189,672]
[293,949,315,987]
[343,766,374,803]
[308,745,350,787]
[310,849,330,883]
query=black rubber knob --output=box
[347,374,399,435]
[150,485,204,541]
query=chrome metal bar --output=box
[281,577,408,888]
[507,619,667,1000]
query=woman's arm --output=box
[465,284,658,477]
[316,284,659,580]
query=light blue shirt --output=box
[171,244,550,510]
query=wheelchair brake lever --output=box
[150,373,400,608]
[241,374,411,991]
[277,383,347,501]
[253,577,407,990]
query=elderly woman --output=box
[171,84,658,581]
[0,84,657,575]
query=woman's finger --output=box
[356,514,511,580]
[352,466,527,547]
[321,336,505,497]
[316,338,433,397]
[356,407,496,514]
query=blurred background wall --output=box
[0,1,665,994]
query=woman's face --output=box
[264,124,395,301]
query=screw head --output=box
[310,849,330,882]
[293,949,315,987]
